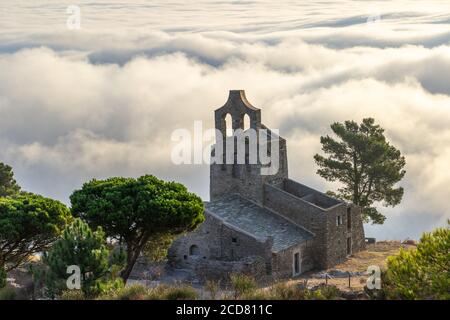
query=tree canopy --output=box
[314,118,406,224]
[0,194,72,272]
[0,162,21,197]
[70,175,205,281]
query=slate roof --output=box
[205,194,314,252]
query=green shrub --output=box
[0,286,16,300]
[98,283,198,300]
[145,284,198,300]
[230,274,257,299]
[113,284,149,300]
[269,282,308,300]
[314,285,341,300]
[165,286,198,300]
[267,282,341,300]
[384,221,450,300]
[60,290,85,300]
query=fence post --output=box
[348,272,351,288]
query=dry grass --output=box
[280,241,415,292]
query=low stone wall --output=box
[193,256,268,284]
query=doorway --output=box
[346,237,352,256]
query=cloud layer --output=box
[0,1,449,240]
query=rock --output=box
[402,239,417,246]
[313,269,366,279]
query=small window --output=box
[347,207,352,230]
[189,245,199,256]
[232,237,237,243]
[293,252,300,275]
[183,255,187,260]
[336,215,342,226]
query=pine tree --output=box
[0,162,21,197]
[42,218,124,298]
[314,118,406,224]
[70,175,204,282]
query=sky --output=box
[0,0,449,240]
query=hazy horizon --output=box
[1,1,449,240]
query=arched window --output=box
[225,113,233,137]
[189,245,199,256]
[243,114,250,131]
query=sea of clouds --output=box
[0,0,449,240]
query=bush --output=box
[165,286,198,300]
[384,221,450,300]
[0,286,16,300]
[60,290,85,300]
[205,280,220,300]
[230,274,257,299]
[98,283,198,300]
[145,284,198,300]
[313,285,342,300]
[114,284,149,300]
[269,282,308,300]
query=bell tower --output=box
[210,90,288,204]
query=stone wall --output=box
[194,256,268,284]
[168,212,273,272]
[263,183,329,268]
[324,204,349,267]
[263,181,365,269]
[283,179,341,208]
[349,205,366,253]
[324,204,366,268]
[210,135,288,206]
[271,241,315,279]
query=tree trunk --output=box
[121,248,140,283]
[120,237,149,283]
